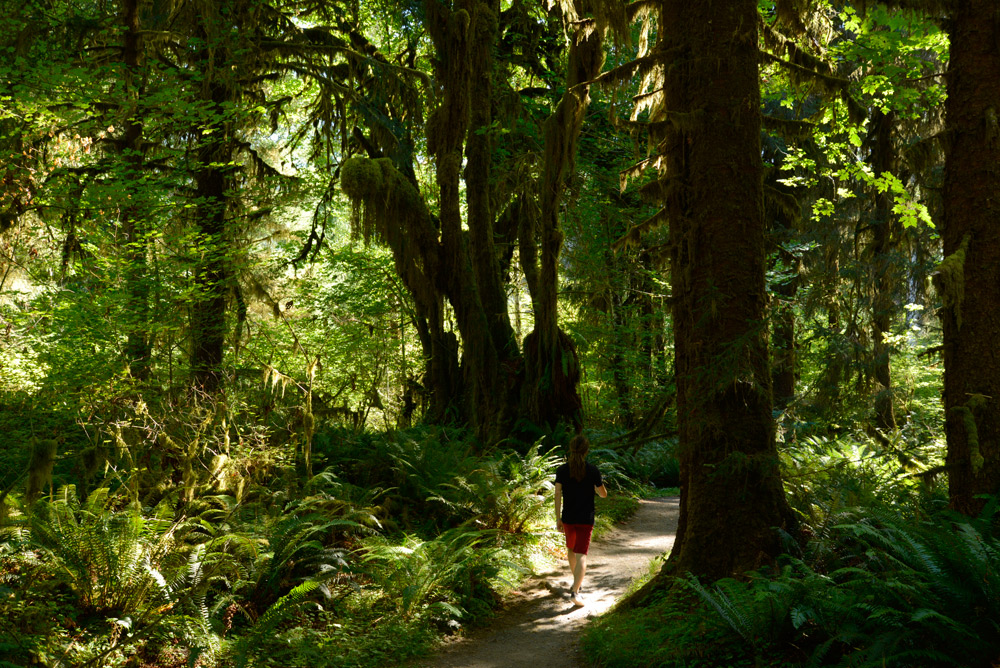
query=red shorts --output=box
[563,523,593,555]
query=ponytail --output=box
[568,434,590,481]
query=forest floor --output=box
[408,496,680,668]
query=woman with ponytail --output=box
[553,433,607,606]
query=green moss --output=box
[452,8,470,39]
[340,157,385,201]
[474,5,497,42]
[933,234,971,330]
[951,393,989,474]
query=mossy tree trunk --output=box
[342,0,522,443]
[189,68,234,393]
[519,2,604,430]
[341,0,611,442]
[939,0,1000,516]
[425,0,521,443]
[632,0,795,586]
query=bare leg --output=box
[571,553,587,594]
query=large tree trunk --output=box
[342,0,522,443]
[636,0,794,587]
[459,0,521,441]
[425,0,521,443]
[938,0,1000,516]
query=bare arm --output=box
[554,482,563,530]
[596,484,608,498]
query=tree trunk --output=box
[424,0,522,443]
[610,289,637,430]
[189,36,234,392]
[868,109,898,434]
[939,0,1000,516]
[771,299,797,409]
[120,0,151,381]
[639,0,794,586]
[817,262,845,409]
[460,0,521,441]
[769,222,799,409]
[341,0,523,443]
[519,3,602,430]
[190,146,229,393]
[637,250,668,388]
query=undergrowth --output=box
[0,412,648,668]
[584,434,998,668]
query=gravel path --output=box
[409,497,680,668]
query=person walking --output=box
[554,434,607,606]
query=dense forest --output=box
[1,0,998,666]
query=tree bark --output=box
[460,0,521,441]
[189,23,235,392]
[639,0,795,585]
[868,109,899,435]
[939,0,1000,516]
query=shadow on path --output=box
[408,497,680,668]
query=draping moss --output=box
[951,393,989,475]
[933,234,971,330]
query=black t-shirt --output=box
[555,461,603,525]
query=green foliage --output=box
[360,527,515,623]
[27,488,175,615]
[583,585,801,668]
[226,580,322,668]
[590,496,1000,668]
[781,431,945,531]
[589,438,681,491]
[429,441,561,536]
[0,0,972,666]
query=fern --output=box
[360,527,517,619]
[28,490,176,614]
[227,580,321,668]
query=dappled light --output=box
[0,0,992,667]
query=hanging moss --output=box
[951,393,989,474]
[933,234,971,330]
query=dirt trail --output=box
[409,497,680,668]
